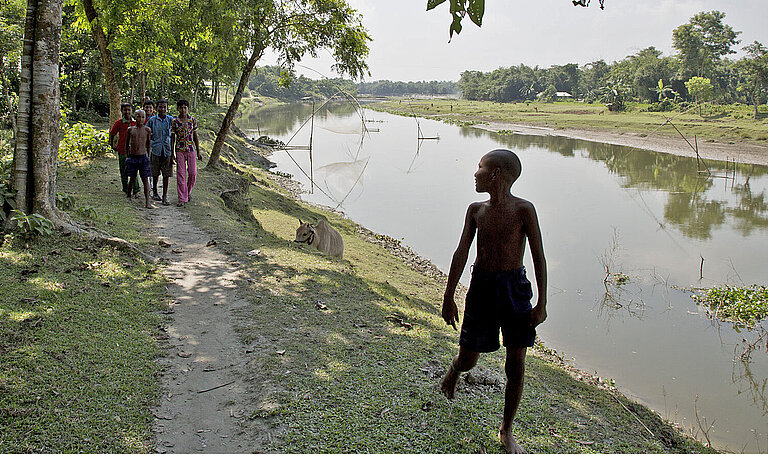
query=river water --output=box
[238,102,768,452]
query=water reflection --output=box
[477,130,768,240]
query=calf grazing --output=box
[294,219,344,259]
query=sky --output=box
[261,0,768,83]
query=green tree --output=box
[735,41,768,118]
[204,0,371,168]
[685,76,713,116]
[673,11,740,81]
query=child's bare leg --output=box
[126,176,136,201]
[162,176,169,202]
[142,177,154,208]
[499,347,527,453]
[152,174,160,199]
[440,347,479,399]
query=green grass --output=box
[0,220,168,453]
[373,98,768,147]
[0,106,714,453]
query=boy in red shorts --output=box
[440,149,547,453]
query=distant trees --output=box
[448,10,765,117]
[248,66,358,100]
[357,80,457,97]
[735,41,768,118]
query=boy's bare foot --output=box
[499,428,526,453]
[152,193,162,201]
[145,202,156,209]
[126,195,132,202]
[162,198,169,206]
[440,362,459,400]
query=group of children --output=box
[109,98,201,208]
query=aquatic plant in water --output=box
[692,285,768,328]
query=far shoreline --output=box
[477,121,768,166]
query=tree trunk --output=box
[13,0,36,216]
[129,74,135,107]
[30,0,63,219]
[13,0,62,220]
[193,79,199,110]
[206,47,263,168]
[82,0,121,124]
[140,70,146,102]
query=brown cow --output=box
[294,219,344,259]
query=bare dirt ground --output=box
[143,201,263,453]
[480,122,768,166]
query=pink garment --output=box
[176,148,197,203]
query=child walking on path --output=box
[440,149,547,453]
[124,109,155,209]
[170,99,201,207]
[109,102,139,195]
[147,99,174,206]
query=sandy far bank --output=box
[478,121,768,166]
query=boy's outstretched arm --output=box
[524,203,547,327]
[443,204,478,329]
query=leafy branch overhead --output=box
[427,0,605,40]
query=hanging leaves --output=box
[429,0,605,40]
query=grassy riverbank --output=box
[0,106,712,452]
[373,98,768,147]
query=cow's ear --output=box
[298,219,303,225]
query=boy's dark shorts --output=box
[459,267,536,353]
[125,155,151,179]
[151,154,173,177]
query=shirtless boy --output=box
[124,109,155,209]
[440,148,547,453]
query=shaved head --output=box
[484,149,521,184]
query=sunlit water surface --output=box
[238,102,768,452]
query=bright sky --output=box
[261,0,768,82]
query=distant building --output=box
[536,91,574,99]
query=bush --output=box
[10,210,55,239]
[59,122,111,164]
[647,99,676,112]
[0,137,15,224]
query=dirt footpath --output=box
[142,202,259,453]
